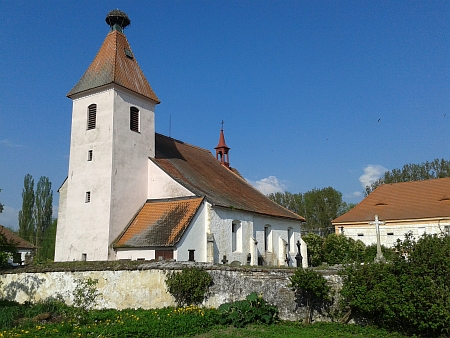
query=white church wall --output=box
[108,88,156,258]
[55,85,157,262]
[56,87,116,261]
[175,202,208,262]
[115,249,156,261]
[54,180,68,260]
[208,207,306,267]
[147,160,194,199]
[253,214,307,268]
[209,207,255,265]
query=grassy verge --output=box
[0,301,409,338]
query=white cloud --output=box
[0,139,24,148]
[246,176,287,195]
[0,205,20,230]
[344,191,363,199]
[359,164,388,188]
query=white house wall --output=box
[147,160,194,199]
[341,219,450,247]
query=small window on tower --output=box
[87,104,97,130]
[85,191,91,203]
[130,107,140,132]
[87,150,93,161]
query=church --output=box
[54,10,307,267]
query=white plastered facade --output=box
[55,85,156,262]
[337,218,450,247]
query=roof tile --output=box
[333,178,450,223]
[114,197,203,248]
[153,134,304,221]
[67,30,160,103]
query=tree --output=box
[0,189,4,214]
[34,176,53,248]
[365,158,450,196]
[18,174,35,243]
[18,174,54,261]
[36,219,57,262]
[268,187,353,234]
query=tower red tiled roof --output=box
[333,178,450,223]
[67,29,160,103]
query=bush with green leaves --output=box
[165,267,212,306]
[290,268,331,324]
[301,233,325,266]
[340,232,450,337]
[322,234,365,265]
[218,292,278,327]
[72,277,101,322]
[363,243,395,263]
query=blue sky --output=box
[0,1,449,230]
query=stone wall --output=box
[0,261,342,321]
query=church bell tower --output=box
[55,10,160,261]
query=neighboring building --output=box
[0,225,35,265]
[332,178,450,247]
[54,10,307,267]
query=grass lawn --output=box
[189,322,408,338]
[0,300,409,338]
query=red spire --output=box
[215,122,230,168]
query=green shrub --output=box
[289,268,331,324]
[302,233,325,266]
[322,234,365,265]
[340,232,450,337]
[165,267,212,306]
[218,292,278,327]
[363,243,395,262]
[72,277,101,323]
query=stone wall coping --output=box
[1,260,341,276]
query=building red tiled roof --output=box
[114,197,203,248]
[67,29,160,103]
[152,133,305,221]
[333,178,450,224]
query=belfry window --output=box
[87,150,93,161]
[87,104,97,130]
[130,107,140,132]
[85,191,91,203]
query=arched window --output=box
[87,104,96,130]
[130,107,140,132]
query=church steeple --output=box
[67,10,159,103]
[215,121,230,168]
